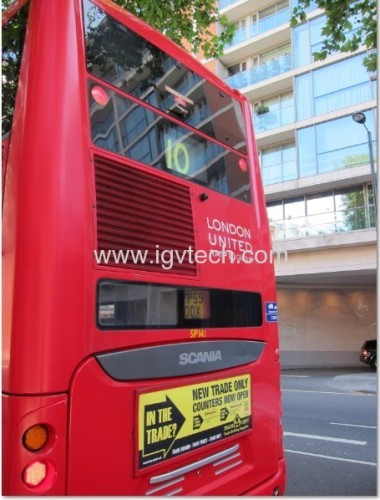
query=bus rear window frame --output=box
[96,280,263,331]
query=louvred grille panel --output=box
[94,156,197,275]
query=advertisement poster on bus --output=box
[138,374,251,469]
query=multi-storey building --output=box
[204,0,377,367]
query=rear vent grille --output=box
[94,156,196,275]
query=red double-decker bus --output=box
[2,0,285,495]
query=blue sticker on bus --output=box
[265,302,278,322]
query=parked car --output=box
[360,339,377,369]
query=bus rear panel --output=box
[2,0,285,494]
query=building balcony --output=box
[225,54,293,91]
[219,0,270,22]
[219,0,319,24]
[226,8,290,50]
[221,25,290,65]
[220,0,244,10]
[254,106,295,134]
[273,228,377,286]
[270,206,376,242]
[264,163,374,202]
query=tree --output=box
[2,0,234,59]
[338,188,368,232]
[2,0,235,135]
[116,0,235,59]
[290,0,377,72]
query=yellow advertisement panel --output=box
[138,374,251,469]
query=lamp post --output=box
[352,112,377,224]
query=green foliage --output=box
[2,0,235,58]
[342,153,369,168]
[99,0,234,59]
[255,104,270,115]
[2,0,235,135]
[291,0,377,72]
[339,190,367,231]
[2,1,29,135]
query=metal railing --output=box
[225,54,293,90]
[270,206,376,241]
[226,8,290,49]
[254,105,295,133]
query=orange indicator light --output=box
[23,424,49,452]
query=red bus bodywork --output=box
[2,0,286,494]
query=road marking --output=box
[285,449,376,467]
[330,422,377,429]
[284,432,366,445]
[282,389,375,396]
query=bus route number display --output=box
[166,139,190,174]
[184,290,209,319]
[137,374,251,469]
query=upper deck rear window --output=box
[82,0,247,152]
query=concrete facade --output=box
[278,287,377,368]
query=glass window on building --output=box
[278,43,292,60]
[261,48,279,65]
[267,184,374,240]
[267,200,284,239]
[309,15,325,56]
[261,142,297,185]
[293,22,310,67]
[306,191,335,235]
[335,186,366,232]
[259,43,291,64]
[282,142,297,180]
[284,197,306,238]
[260,4,276,19]
[277,0,290,23]
[316,113,375,173]
[313,55,375,114]
[298,110,377,177]
[367,185,376,227]
[280,91,295,125]
[261,146,282,185]
[267,200,284,222]
[293,14,363,69]
[260,1,289,32]
[228,60,247,77]
[297,126,317,176]
[292,16,325,67]
[295,72,313,120]
[265,44,292,80]
[254,91,294,132]
[296,54,376,120]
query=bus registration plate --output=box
[184,290,209,319]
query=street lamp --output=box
[352,112,377,223]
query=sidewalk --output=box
[281,367,377,394]
[327,372,377,394]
